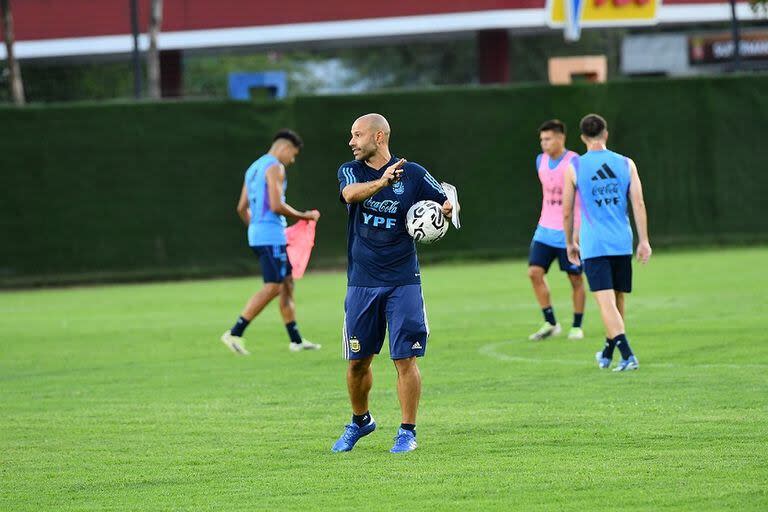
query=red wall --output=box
[2,0,739,41]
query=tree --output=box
[0,0,25,105]
[147,0,163,99]
[751,0,768,15]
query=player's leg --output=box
[558,248,586,339]
[528,242,561,340]
[279,275,320,352]
[583,257,622,368]
[332,287,387,452]
[386,285,428,453]
[347,355,375,419]
[393,357,421,426]
[609,257,638,371]
[615,291,625,319]
[567,273,586,339]
[592,289,625,340]
[221,245,283,355]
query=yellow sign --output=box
[548,0,660,27]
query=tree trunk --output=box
[1,0,25,105]
[147,0,163,99]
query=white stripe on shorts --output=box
[342,313,348,360]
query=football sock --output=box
[614,333,634,360]
[400,423,416,432]
[352,412,372,427]
[573,313,584,328]
[542,306,557,326]
[230,316,250,337]
[601,337,616,359]
[285,321,303,344]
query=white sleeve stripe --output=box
[423,173,444,193]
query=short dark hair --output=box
[273,129,303,149]
[539,119,566,135]
[579,114,607,138]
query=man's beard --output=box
[355,144,376,161]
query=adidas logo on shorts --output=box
[411,342,423,350]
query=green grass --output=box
[1,247,767,511]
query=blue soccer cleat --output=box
[595,351,611,369]
[331,419,376,452]
[613,355,639,372]
[390,428,417,453]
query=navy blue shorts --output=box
[529,241,582,275]
[583,255,632,293]
[251,245,292,283]
[343,285,429,360]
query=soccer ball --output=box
[406,200,449,244]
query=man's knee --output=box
[263,282,281,298]
[569,273,584,289]
[528,266,545,281]
[393,357,418,376]
[348,357,372,376]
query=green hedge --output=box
[1,75,766,286]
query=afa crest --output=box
[349,337,361,353]
[392,180,405,195]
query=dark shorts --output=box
[251,245,292,283]
[529,241,582,275]
[583,255,633,293]
[343,285,429,360]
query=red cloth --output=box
[285,220,317,279]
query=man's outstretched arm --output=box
[628,159,651,264]
[341,158,405,204]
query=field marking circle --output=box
[478,340,768,369]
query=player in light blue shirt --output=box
[563,114,652,372]
[220,130,322,355]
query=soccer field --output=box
[2,247,767,511]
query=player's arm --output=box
[266,164,320,221]
[236,183,250,226]
[628,159,652,264]
[563,164,580,266]
[418,168,452,219]
[341,158,406,204]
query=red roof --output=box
[2,0,736,41]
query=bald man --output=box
[331,113,453,454]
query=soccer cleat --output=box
[289,339,322,352]
[595,351,611,369]
[568,327,585,340]
[390,428,418,453]
[612,355,639,372]
[331,419,376,452]
[528,322,562,341]
[220,330,250,355]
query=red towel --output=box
[285,220,317,279]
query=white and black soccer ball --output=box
[406,200,449,244]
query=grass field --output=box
[2,247,767,511]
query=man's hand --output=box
[567,242,581,267]
[636,240,652,264]
[441,200,453,219]
[304,209,321,222]
[379,158,406,187]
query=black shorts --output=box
[528,241,582,275]
[582,255,632,293]
[251,245,292,283]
